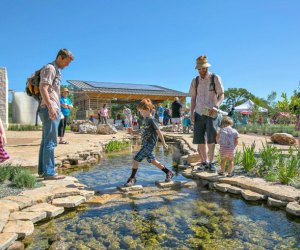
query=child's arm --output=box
[216,129,220,144]
[234,137,239,148]
[156,129,168,151]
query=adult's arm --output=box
[40,84,57,120]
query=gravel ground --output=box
[0,181,24,198]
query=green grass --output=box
[105,139,131,152]
[8,124,42,131]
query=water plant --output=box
[105,139,131,152]
[258,141,278,176]
[234,150,242,166]
[241,142,257,172]
[277,149,300,185]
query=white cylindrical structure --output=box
[12,92,41,125]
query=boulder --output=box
[241,190,265,201]
[96,124,118,134]
[79,123,97,134]
[270,133,296,145]
[7,241,24,250]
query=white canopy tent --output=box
[234,99,268,113]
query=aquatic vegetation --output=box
[105,139,131,152]
[241,142,257,172]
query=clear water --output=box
[24,144,300,250]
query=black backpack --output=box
[195,73,217,96]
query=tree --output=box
[222,88,255,111]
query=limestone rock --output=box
[7,241,24,250]
[20,187,54,203]
[267,197,288,208]
[52,187,81,198]
[79,190,95,199]
[79,123,97,134]
[0,233,18,250]
[187,153,200,164]
[3,196,35,209]
[270,133,296,145]
[227,185,243,194]
[215,183,232,192]
[0,209,10,232]
[3,220,34,238]
[182,169,193,178]
[180,181,197,188]
[52,195,86,208]
[23,203,64,218]
[96,124,117,134]
[87,157,97,164]
[118,185,144,192]
[9,211,47,223]
[194,172,220,182]
[209,182,216,189]
[155,181,181,188]
[86,194,123,204]
[0,200,20,212]
[241,190,265,201]
[286,202,300,216]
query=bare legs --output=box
[197,143,215,163]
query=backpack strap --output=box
[210,73,217,95]
[195,76,199,96]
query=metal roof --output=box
[67,80,188,97]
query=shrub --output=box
[241,142,257,172]
[0,166,10,182]
[12,170,36,188]
[234,150,242,166]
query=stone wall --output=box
[0,67,8,129]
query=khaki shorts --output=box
[171,117,181,124]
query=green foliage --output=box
[8,124,42,131]
[241,142,257,172]
[105,139,131,152]
[223,88,255,111]
[258,141,278,176]
[12,169,36,188]
[277,149,300,185]
[234,150,242,166]
[0,167,10,182]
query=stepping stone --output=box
[155,181,181,188]
[180,181,197,188]
[20,187,54,203]
[177,164,189,169]
[286,202,300,216]
[79,190,95,199]
[23,203,64,218]
[209,182,216,189]
[227,186,243,194]
[52,195,86,208]
[0,233,18,250]
[0,200,20,212]
[117,185,143,193]
[182,169,193,178]
[194,172,220,182]
[3,220,34,238]
[215,183,232,192]
[6,241,24,250]
[9,211,47,223]
[0,209,10,232]
[267,197,288,208]
[241,190,265,201]
[3,196,36,209]
[52,187,81,198]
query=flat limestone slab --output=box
[0,232,18,250]
[9,211,47,223]
[20,187,54,203]
[52,187,81,198]
[23,203,64,218]
[79,190,95,199]
[267,197,288,208]
[286,202,300,216]
[180,181,197,188]
[182,169,193,178]
[117,185,143,192]
[52,195,86,208]
[241,190,265,201]
[3,220,34,238]
[227,185,243,194]
[0,200,20,212]
[194,172,220,182]
[215,183,232,192]
[155,181,181,188]
[0,209,10,232]
[3,196,36,209]
[219,176,300,202]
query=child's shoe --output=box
[124,177,137,187]
[165,171,174,182]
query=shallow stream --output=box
[25,143,300,249]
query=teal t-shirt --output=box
[60,96,72,117]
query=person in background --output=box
[132,113,138,127]
[99,104,109,124]
[183,108,191,134]
[123,98,174,187]
[0,117,10,163]
[171,97,183,132]
[189,55,224,173]
[89,115,94,123]
[157,103,164,125]
[163,105,170,125]
[216,116,239,177]
[228,107,235,127]
[38,48,74,180]
[58,88,73,144]
[123,106,132,127]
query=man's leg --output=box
[207,143,216,163]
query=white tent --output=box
[234,99,268,113]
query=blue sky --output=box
[1,0,299,101]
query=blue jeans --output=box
[38,107,60,176]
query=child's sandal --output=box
[227,173,234,177]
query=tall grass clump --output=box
[8,124,42,131]
[241,142,257,172]
[258,141,278,176]
[12,169,36,188]
[105,139,131,152]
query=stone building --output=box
[0,67,8,128]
